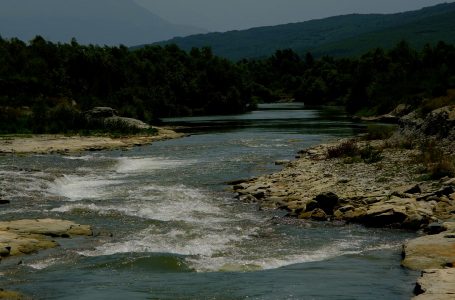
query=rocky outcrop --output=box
[84,107,117,119]
[402,222,455,270]
[103,116,150,130]
[359,104,412,123]
[84,107,151,131]
[233,139,455,230]
[0,219,92,257]
[413,268,455,300]
[399,105,455,141]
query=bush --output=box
[360,144,383,163]
[327,140,359,158]
[420,139,455,179]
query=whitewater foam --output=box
[116,157,194,174]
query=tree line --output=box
[1,36,454,133]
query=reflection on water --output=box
[0,104,417,299]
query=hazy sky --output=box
[135,0,452,31]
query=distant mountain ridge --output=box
[153,2,455,59]
[0,0,205,45]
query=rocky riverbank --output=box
[233,105,455,299]
[0,127,184,155]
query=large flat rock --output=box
[0,219,92,257]
[402,222,455,270]
[413,268,455,300]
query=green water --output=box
[0,104,418,299]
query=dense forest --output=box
[155,2,455,59]
[0,36,253,133]
[1,36,455,134]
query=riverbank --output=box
[233,105,455,298]
[0,127,184,155]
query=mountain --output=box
[154,2,455,59]
[0,0,205,45]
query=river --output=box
[0,104,418,299]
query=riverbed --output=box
[0,104,418,299]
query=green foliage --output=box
[0,38,254,133]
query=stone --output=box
[304,200,319,212]
[275,160,291,166]
[0,289,24,300]
[85,107,117,119]
[413,269,455,299]
[104,116,150,130]
[310,209,328,221]
[0,246,11,257]
[314,192,339,214]
[363,204,408,227]
[402,224,455,270]
[0,219,92,257]
[425,223,448,235]
[339,205,355,213]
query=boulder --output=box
[314,192,339,214]
[413,269,455,300]
[104,116,150,131]
[310,209,328,221]
[402,223,455,270]
[363,204,408,227]
[85,107,117,119]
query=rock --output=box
[0,219,92,257]
[0,246,11,257]
[413,269,455,299]
[0,219,92,237]
[104,116,150,130]
[275,160,291,166]
[425,223,449,235]
[314,192,339,214]
[402,223,455,270]
[339,205,355,213]
[310,209,328,221]
[0,200,10,205]
[0,289,24,300]
[85,107,117,119]
[363,204,408,227]
[434,186,455,198]
[304,200,319,212]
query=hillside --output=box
[0,0,204,45]
[154,2,455,59]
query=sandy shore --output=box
[0,127,184,154]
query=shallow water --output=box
[0,104,418,299]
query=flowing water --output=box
[0,104,418,299]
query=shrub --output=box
[419,139,455,179]
[327,140,359,158]
[360,144,383,163]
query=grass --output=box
[419,139,455,179]
[327,140,383,164]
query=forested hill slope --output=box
[153,2,455,59]
[0,0,204,45]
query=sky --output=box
[135,0,452,31]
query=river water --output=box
[0,104,418,299]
